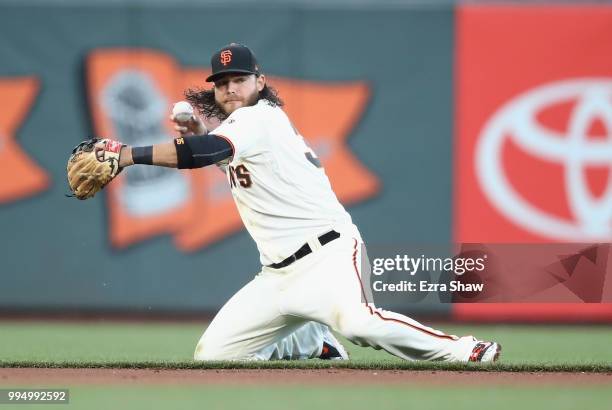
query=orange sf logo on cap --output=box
[220,50,232,66]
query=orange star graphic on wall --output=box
[87,49,380,250]
[175,71,379,251]
[0,77,49,203]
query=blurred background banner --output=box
[0,1,610,322]
[0,0,454,314]
[86,48,377,250]
[454,4,612,322]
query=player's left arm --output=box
[118,134,233,169]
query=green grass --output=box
[6,386,612,410]
[2,322,610,410]
[0,322,611,370]
[0,322,197,362]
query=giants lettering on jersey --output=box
[228,164,252,188]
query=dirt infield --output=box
[1,368,611,386]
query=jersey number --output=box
[229,165,252,188]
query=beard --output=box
[218,89,260,116]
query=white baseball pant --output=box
[194,224,477,362]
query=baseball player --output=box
[68,43,501,362]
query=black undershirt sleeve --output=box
[174,134,233,169]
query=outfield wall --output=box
[0,1,610,321]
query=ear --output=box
[256,74,265,92]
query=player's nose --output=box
[226,80,240,93]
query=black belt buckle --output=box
[268,230,340,269]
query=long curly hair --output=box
[185,81,284,121]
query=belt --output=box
[268,230,341,269]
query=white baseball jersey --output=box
[211,99,352,266]
[194,100,484,366]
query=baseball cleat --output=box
[469,341,502,363]
[319,332,350,360]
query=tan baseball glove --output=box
[66,138,124,200]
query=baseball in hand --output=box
[172,101,194,123]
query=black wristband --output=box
[132,146,153,165]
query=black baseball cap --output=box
[206,43,260,82]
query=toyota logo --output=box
[476,79,612,241]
